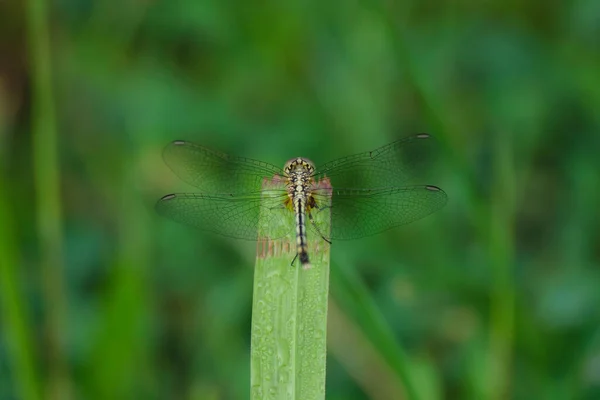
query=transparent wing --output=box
[156,191,290,240]
[313,134,437,189]
[310,185,447,240]
[163,141,284,194]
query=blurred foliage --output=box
[1,0,600,399]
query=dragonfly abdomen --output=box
[294,197,311,268]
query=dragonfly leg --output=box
[290,253,298,267]
[314,203,332,215]
[308,211,332,244]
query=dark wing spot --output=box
[416,133,430,139]
[425,185,441,191]
[160,193,177,201]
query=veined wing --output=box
[156,191,289,240]
[163,141,284,194]
[310,185,447,240]
[313,134,438,189]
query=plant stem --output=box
[26,0,71,397]
[0,163,41,400]
[486,133,516,400]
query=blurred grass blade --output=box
[330,261,419,400]
[0,165,41,400]
[251,180,331,400]
[327,300,409,400]
[486,133,516,400]
[26,0,71,397]
[84,156,153,398]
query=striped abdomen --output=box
[294,197,311,268]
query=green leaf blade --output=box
[251,179,331,400]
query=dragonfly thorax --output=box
[283,158,315,202]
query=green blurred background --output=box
[1,0,600,399]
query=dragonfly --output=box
[156,134,447,268]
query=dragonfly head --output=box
[284,157,315,176]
